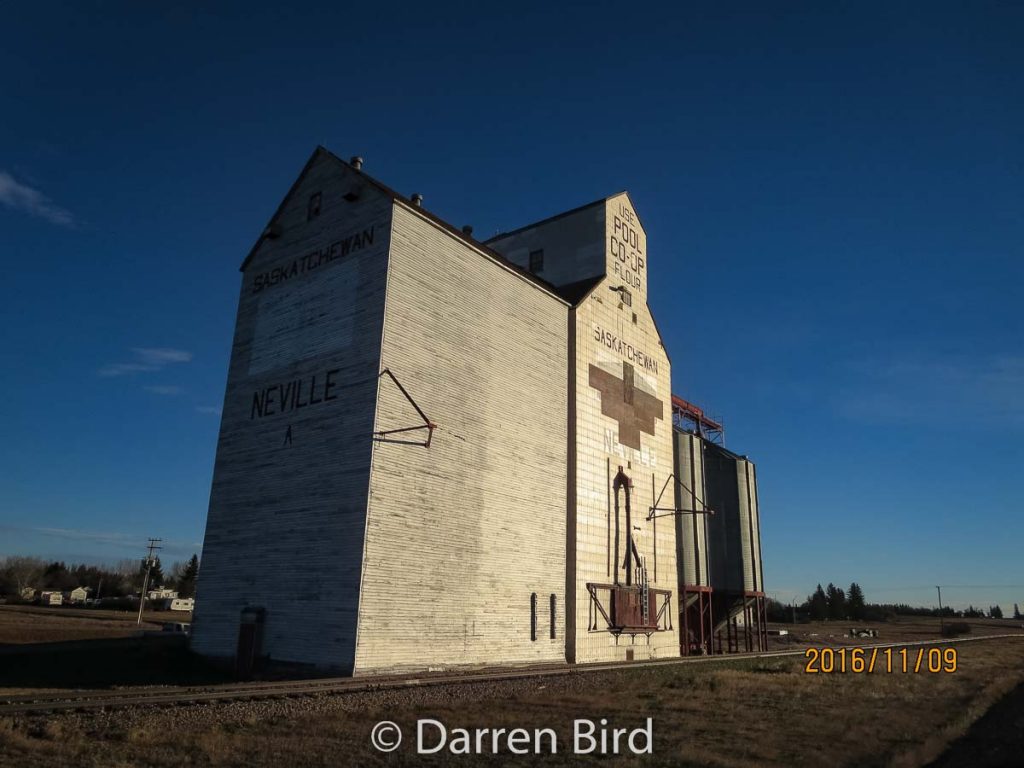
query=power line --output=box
[861,584,1024,592]
[136,538,162,626]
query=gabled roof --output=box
[704,439,750,462]
[482,190,648,245]
[484,195,609,245]
[554,275,605,305]
[239,147,570,304]
[605,190,649,238]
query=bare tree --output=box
[114,559,139,577]
[168,560,186,586]
[2,556,46,596]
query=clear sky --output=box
[1,3,1021,612]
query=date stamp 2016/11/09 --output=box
[804,647,957,674]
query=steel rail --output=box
[1,634,1020,716]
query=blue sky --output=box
[1,3,1021,612]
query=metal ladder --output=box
[640,556,650,627]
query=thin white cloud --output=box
[98,347,193,377]
[195,405,222,415]
[144,385,183,396]
[0,525,202,557]
[134,348,193,365]
[0,170,75,226]
[99,362,158,376]
[33,527,138,546]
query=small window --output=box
[307,192,322,221]
[530,593,538,641]
[620,289,632,307]
[549,594,556,639]
[632,312,638,324]
[529,249,544,273]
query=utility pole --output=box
[936,585,944,633]
[137,538,162,626]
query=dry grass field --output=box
[0,605,214,697]
[1,635,1023,767]
[0,605,190,646]
[767,615,1024,648]
[1,606,1023,766]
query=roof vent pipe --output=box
[462,225,473,236]
[411,193,423,207]
[350,156,363,170]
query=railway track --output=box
[2,634,1020,717]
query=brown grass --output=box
[0,605,190,646]
[767,615,1024,649]
[1,637,1022,767]
[0,606,224,696]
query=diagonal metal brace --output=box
[647,472,716,520]
[374,368,437,447]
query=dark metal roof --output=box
[554,275,605,305]
[239,146,570,303]
[703,439,749,463]
[484,196,609,245]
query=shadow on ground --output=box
[0,636,231,690]
[927,681,1024,767]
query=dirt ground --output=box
[2,606,1023,766]
[1,636,1023,767]
[0,605,192,646]
[766,615,1024,648]
[927,678,1024,767]
[0,605,210,697]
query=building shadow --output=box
[0,635,231,690]
[927,681,1024,767]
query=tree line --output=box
[766,583,1019,623]
[0,554,199,601]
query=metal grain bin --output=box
[705,442,762,595]
[674,429,710,588]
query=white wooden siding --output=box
[354,204,569,674]
[192,152,391,670]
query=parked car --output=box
[161,622,191,635]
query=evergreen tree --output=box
[42,561,75,591]
[138,556,164,590]
[826,583,847,620]
[176,554,199,598]
[989,605,1003,619]
[151,556,164,587]
[847,582,866,620]
[1014,603,1021,620]
[809,584,828,621]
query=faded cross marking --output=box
[588,362,664,450]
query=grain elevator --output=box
[191,147,766,675]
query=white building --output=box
[192,148,759,675]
